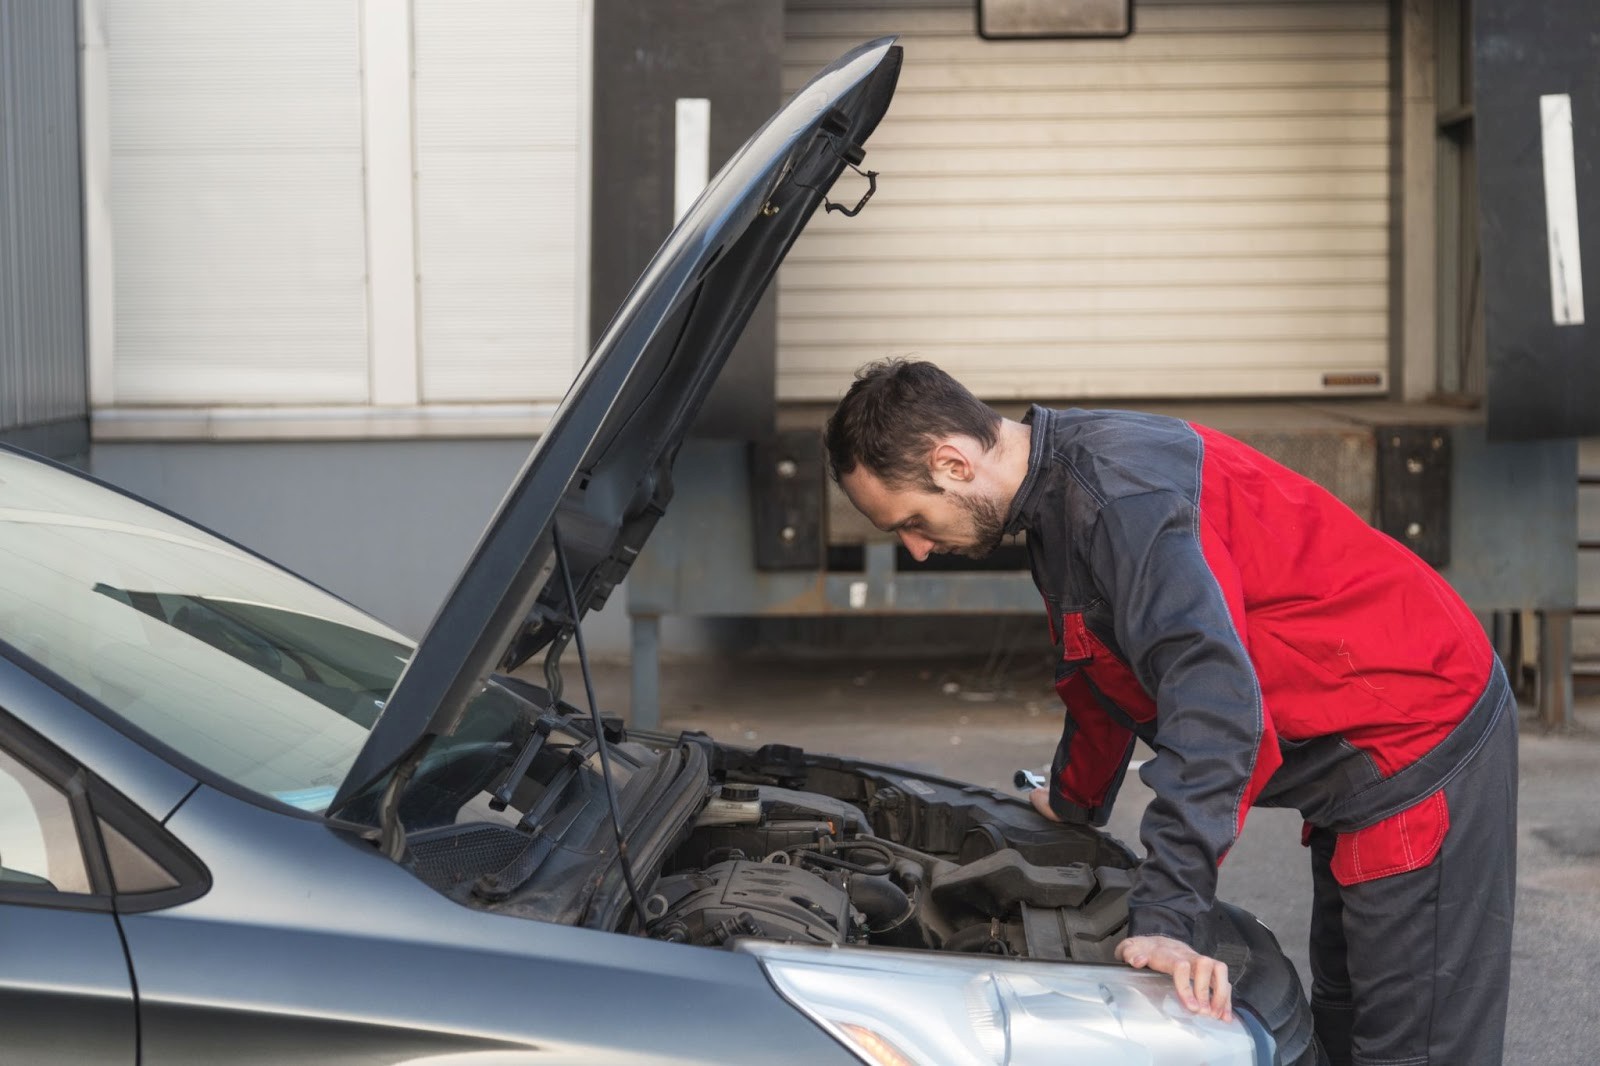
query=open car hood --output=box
[329,38,902,817]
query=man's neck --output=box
[994,417,1034,506]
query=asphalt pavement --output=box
[589,654,1600,1065]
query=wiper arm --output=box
[483,765,598,896]
[512,736,596,834]
[487,712,560,812]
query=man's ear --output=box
[929,440,976,486]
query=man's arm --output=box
[1088,489,1281,946]
[1084,489,1282,1020]
[1027,787,1233,1021]
[1045,670,1137,825]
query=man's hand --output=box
[1030,791,1231,1021]
[1115,935,1233,1022]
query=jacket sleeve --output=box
[1048,670,1137,826]
[1088,490,1281,949]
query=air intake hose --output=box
[849,874,919,946]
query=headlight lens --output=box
[739,941,1260,1066]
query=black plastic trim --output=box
[0,708,212,914]
[0,714,116,911]
[66,768,114,894]
[90,782,212,914]
[975,0,1134,40]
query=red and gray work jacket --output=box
[1008,405,1506,949]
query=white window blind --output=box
[779,0,1392,401]
[413,0,587,404]
[103,0,369,405]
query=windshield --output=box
[0,451,415,810]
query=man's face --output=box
[839,466,1008,561]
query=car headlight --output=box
[737,941,1268,1066]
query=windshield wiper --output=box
[487,711,560,811]
[471,731,600,901]
[473,763,590,901]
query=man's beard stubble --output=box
[952,490,1009,559]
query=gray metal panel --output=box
[1437,428,1576,610]
[0,0,87,435]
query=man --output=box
[825,359,1516,1066]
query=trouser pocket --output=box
[1328,791,1449,887]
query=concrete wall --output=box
[88,439,695,658]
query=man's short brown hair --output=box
[825,359,1002,490]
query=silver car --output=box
[0,39,1319,1066]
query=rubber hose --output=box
[849,874,913,931]
[944,922,1006,954]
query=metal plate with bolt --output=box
[1376,426,1452,567]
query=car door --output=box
[0,724,137,1065]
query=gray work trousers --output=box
[1306,696,1518,1066]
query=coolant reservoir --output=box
[695,782,763,826]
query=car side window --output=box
[0,746,92,895]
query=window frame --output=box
[0,711,209,915]
[1434,0,1484,401]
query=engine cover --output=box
[651,860,855,947]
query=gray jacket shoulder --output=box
[1040,408,1203,508]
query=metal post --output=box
[630,613,662,731]
[1491,611,1510,669]
[1537,609,1574,731]
[864,541,896,609]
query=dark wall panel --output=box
[590,0,785,439]
[1475,0,1600,439]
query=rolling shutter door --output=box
[413,0,586,403]
[779,0,1391,401]
[102,0,369,405]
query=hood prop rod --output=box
[377,744,421,861]
[552,521,652,932]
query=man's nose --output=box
[898,529,933,561]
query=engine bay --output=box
[644,743,1139,963]
[402,730,1138,962]
[400,727,1318,1064]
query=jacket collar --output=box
[1003,404,1054,536]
